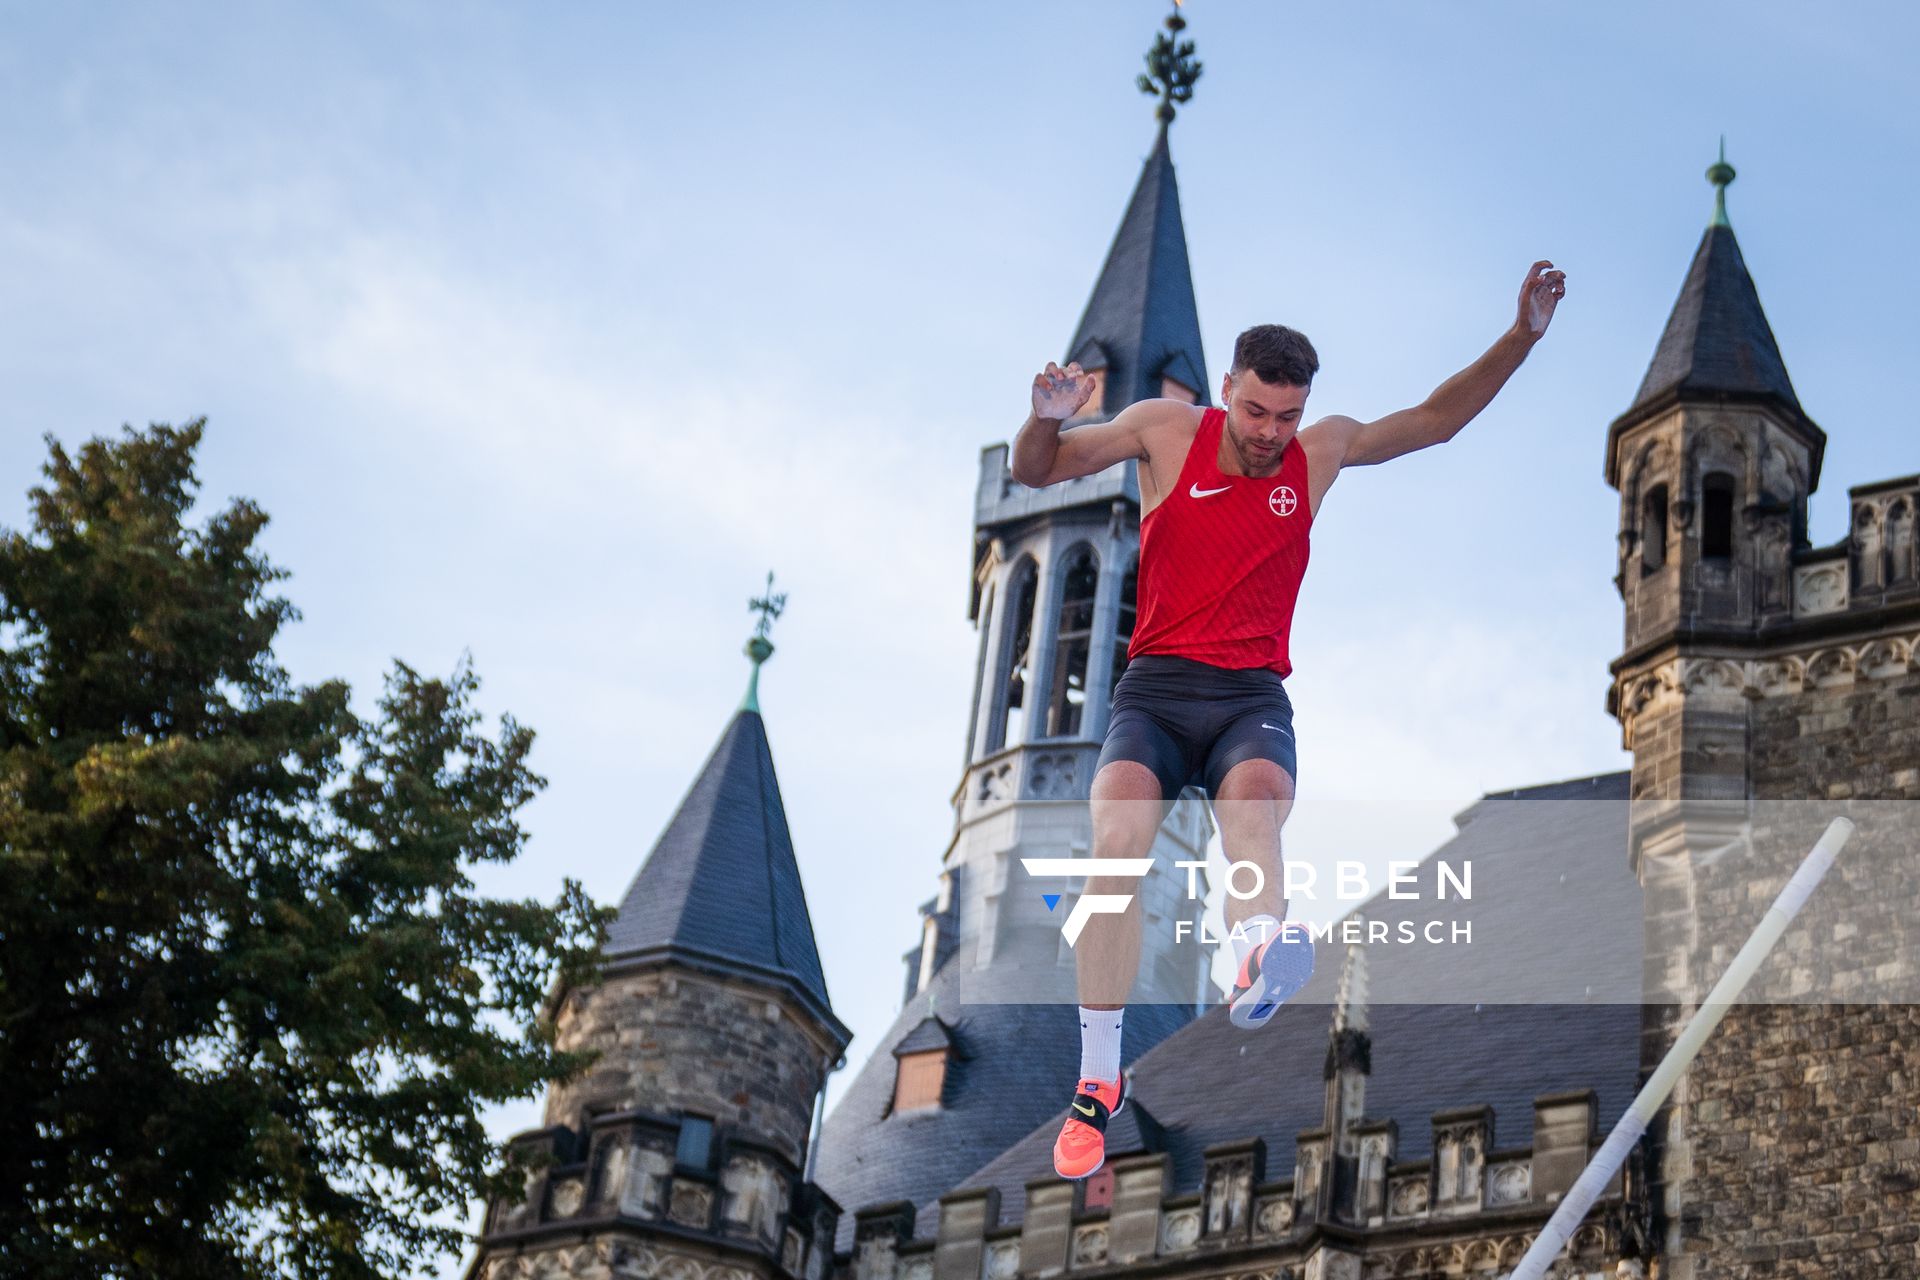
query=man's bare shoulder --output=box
[1299,413,1362,439]
[1296,415,1362,465]
[1131,397,1207,453]
[1130,399,1207,505]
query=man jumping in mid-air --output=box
[1014,261,1567,1180]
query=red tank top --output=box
[1128,406,1313,676]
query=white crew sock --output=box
[1230,913,1284,973]
[1077,1006,1124,1082]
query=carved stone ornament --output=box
[1161,1208,1201,1252]
[1388,1177,1428,1217]
[1030,753,1080,799]
[668,1180,714,1229]
[1488,1161,1532,1205]
[1255,1196,1296,1238]
[1070,1224,1109,1268]
[548,1176,585,1218]
[1614,633,1920,743]
[855,1234,899,1280]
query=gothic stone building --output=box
[465,137,1920,1280]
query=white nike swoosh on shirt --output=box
[1261,723,1293,735]
[1190,483,1231,498]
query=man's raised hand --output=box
[1032,360,1096,421]
[1516,260,1567,339]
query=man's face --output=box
[1220,369,1310,475]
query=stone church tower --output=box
[467,621,853,1280]
[955,111,1216,1016]
[1608,150,1920,1277]
[811,57,1218,1248]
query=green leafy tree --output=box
[0,421,610,1278]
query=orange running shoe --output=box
[1052,1074,1127,1180]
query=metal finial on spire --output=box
[1137,1,1203,126]
[742,571,787,713]
[1707,135,1736,229]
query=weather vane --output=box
[1138,1,1202,125]
[748,571,787,641]
[741,572,787,713]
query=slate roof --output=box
[1608,217,1824,485]
[1063,123,1211,411]
[603,708,842,1038]
[813,975,1193,1252]
[950,771,1644,1230]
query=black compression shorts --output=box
[1095,654,1297,800]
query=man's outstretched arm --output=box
[1314,260,1566,468]
[1011,361,1154,488]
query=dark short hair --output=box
[1231,325,1319,388]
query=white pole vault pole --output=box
[1508,816,1855,1280]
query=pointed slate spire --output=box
[1063,120,1210,410]
[1609,144,1824,484]
[602,584,834,1026]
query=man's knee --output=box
[1214,758,1295,805]
[1091,758,1167,802]
[1089,760,1168,863]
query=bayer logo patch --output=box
[1269,485,1298,517]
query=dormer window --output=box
[890,1016,954,1114]
[891,1050,947,1113]
[1702,473,1735,560]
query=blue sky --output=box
[5,1,1917,1268]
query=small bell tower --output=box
[1606,142,1825,681]
[469,580,851,1280]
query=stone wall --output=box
[544,964,835,1169]
[1643,665,1920,1278]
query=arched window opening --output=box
[994,563,1039,750]
[1110,557,1139,703]
[1889,500,1915,583]
[1641,484,1669,572]
[1046,548,1099,737]
[1702,473,1735,560]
